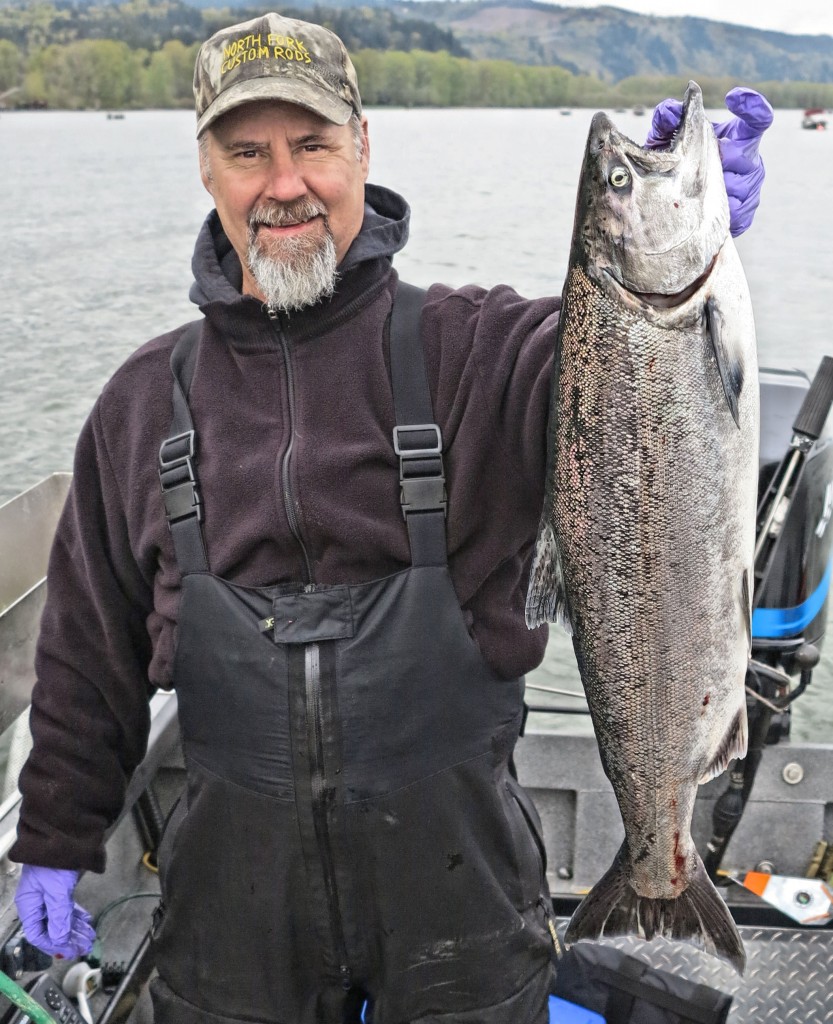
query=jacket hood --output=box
[189,183,410,308]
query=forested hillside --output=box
[0,1,465,53]
[395,1,833,83]
[1,0,832,110]
[0,0,470,107]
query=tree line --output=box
[4,37,833,112]
[0,36,197,108]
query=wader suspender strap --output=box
[389,281,448,566]
[158,320,209,574]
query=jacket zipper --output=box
[268,309,314,584]
[268,310,350,986]
[305,643,352,989]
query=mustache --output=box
[248,198,327,232]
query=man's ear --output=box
[360,116,370,180]
[198,134,214,196]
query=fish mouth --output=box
[658,81,702,155]
[604,250,719,310]
[590,81,703,165]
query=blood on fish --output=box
[673,831,686,874]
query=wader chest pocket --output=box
[271,587,354,643]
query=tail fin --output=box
[564,843,746,974]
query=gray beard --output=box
[246,200,338,314]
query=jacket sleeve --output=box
[423,282,560,503]
[9,400,155,873]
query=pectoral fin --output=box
[525,520,572,633]
[704,297,743,429]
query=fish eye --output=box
[609,166,631,188]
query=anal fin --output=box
[700,706,748,783]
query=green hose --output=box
[0,970,58,1024]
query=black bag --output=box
[552,943,733,1024]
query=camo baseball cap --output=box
[194,11,362,136]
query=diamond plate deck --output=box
[555,920,833,1022]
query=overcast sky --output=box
[555,1,833,38]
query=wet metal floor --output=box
[554,920,833,1023]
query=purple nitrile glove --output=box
[14,865,96,959]
[645,87,774,236]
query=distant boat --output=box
[559,109,571,115]
[106,112,126,120]
[632,105,645,116]
[802,107,827,130]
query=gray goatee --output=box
[246,198,338,313]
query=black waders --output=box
[150,284,556,1023]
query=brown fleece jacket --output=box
[11,186,560,871]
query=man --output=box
[10,11,771,1023]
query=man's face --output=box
[200,100,369,307]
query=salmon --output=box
[526,82,758,973]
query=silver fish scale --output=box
[549,262,755,894]
[555,922,833,1022]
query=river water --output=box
[1,106,832,741]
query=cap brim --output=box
[197,77,354,136]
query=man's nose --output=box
[264,157,307,202]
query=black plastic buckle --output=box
[394,423,447,519]
[158,431,202,524]
[159,430,196,471]
[400,475,447,518]
[392,424,442,458]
